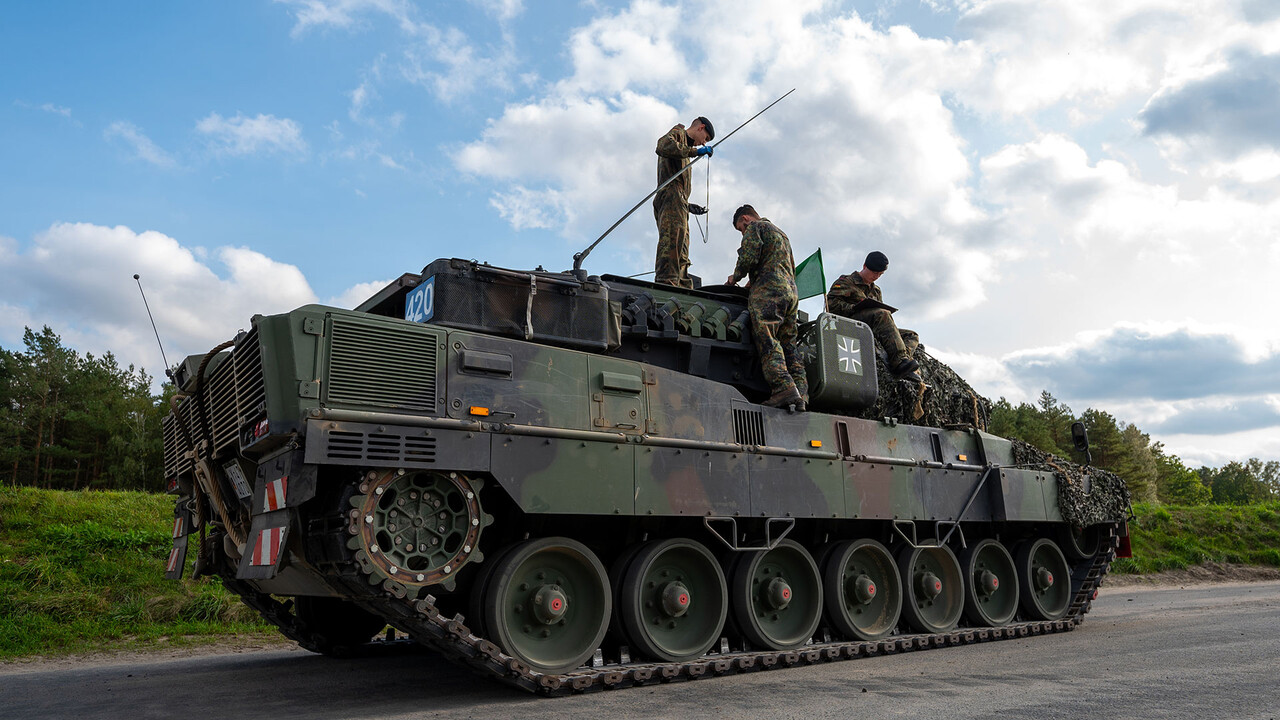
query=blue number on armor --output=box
[404,277,435,323]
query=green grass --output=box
[1111,501,1280,574]
[4,488,1280,660]
[0,487,275,660]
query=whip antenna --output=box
[134,273,173,379]
[572,88,796,275]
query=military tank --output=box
[160,257,1131,694]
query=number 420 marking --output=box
[404,277,435,323]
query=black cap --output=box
[695,116,714,142]
[865,251,888,272]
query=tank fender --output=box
[163,502,192,580]
[234,449,315,580]
[236,509,293,580]
[252,448,318,511]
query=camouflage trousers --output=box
[750,291,809,399]
[852,308,918,363]
[653,197,693,289]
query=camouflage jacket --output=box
[827,272,881,317]
[655,124,696,205]
[731,218,796,296]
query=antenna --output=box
[571,88,796,275]
[134,273,173,379]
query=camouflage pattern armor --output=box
[828,271,919,363]
[158,252,1133,695]
[732,218,808,399]
[653,124,697,288]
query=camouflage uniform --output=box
[654,124,698,288]
[731,219,808,400]
[827,272,919,364]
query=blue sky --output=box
[3,0,1280,467]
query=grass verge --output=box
[1111,501,1280,574]
[0,486,275,660]
[4,488,1280,660]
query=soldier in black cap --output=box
[827,251,921,379]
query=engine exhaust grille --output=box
[733,408,766,447]
[325,316,440,413]
[316,427,438,467]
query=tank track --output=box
[221,525,1118,696]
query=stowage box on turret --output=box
[160,258,1130,694]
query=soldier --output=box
[726,205,808,410]
[827,251,921,379]
[654,116,715,288]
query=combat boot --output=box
[763,386,802,410]
[891,357,920,377]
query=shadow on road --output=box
[3,647,546,719]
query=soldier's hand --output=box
[688,204,708,215]
[696,146,714,157]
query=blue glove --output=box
[695,146,714,157]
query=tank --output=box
[160,257,1131,694]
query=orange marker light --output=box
[809,440,822,448]
[958,454,967,462]
[469,406,491,416]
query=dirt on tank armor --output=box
[159,257,1131,693]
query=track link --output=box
[221,525,1119,696]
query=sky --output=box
[2,0,1279,468]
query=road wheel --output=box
[731,539,823,650]
[617,538,727,662]
[822,538,902,641]
[960,539,1019,627]
[897,541,963,633]
[482,537,611,672]
[1016,538,1071,621]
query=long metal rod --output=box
[572,88,796,272]
[134,273,172,378]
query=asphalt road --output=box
[4,581,1279,720]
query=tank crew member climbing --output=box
[654,116,714,288]
[828,251,922,380]
[727,204,808,411]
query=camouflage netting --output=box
[851,348,991,430]
[1010,438,1133,529]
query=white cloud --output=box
[196,113,307,156]
[0,223,317,379]
[327,278,395,309]
[453,2,994,309]
[277,0,514,102]
[275,0,417,36]
[469,0,523,22]
[104,121,178,168]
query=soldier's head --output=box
[860,251,889,281]
[732,204,760,233]
[688,117,714,146]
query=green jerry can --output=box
[802,312,879,411]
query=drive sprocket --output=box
[347,469,491,597]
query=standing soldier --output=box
[727,205,808,410]
[827,251,921,379]
[654,116,715,288]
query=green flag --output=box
[794,248,826,301]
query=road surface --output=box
[3,581,1278,719]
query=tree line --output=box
[3,326,1278,503]
[1,327,168,492]
[990,391,1279,505]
